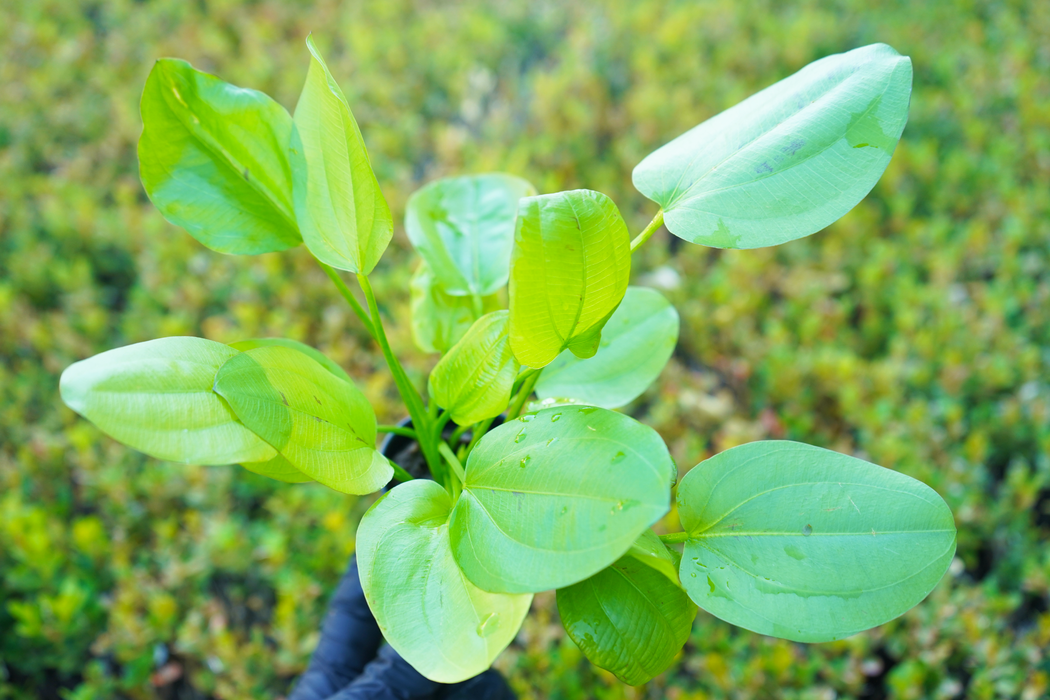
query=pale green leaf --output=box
[508,190,631,368]
[428,311,520,426]
[240,454,312,483]
[229,337,352,384]
[406,173,536,297]
[59,337,276,465]
[557,553,696,685]
[410,261,501,354]
[449,406,673,593]
[358,480,532,683]
[536,286,678,408]
[291,35,392,274]
[138,59,301,255]
[677,441,957,642]
[213,345,391,495]
[633,44,912,249]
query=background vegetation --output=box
[1,0,1048,698]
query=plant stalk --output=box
[356,274,446,486]
[438,442,466,484]
[388,460,415,482]
[319,263,376,339]
[630,209,664,254]
[506,371,540,420]
[377,425,417,439]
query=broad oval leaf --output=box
[59,337,276,465]
[410,261,501,354]
[557,552,696,685]
[406,173,536,297]
[213,345,391,495]
[449,406,673,593]
[229,337,352,384]
[291,35,392,274]
[536,286,679,408]
[509,190,631,368]
[358,480,532,683]
[240,454,311,483]
[428,311,520,426]
[633,44,912,249]
[138,59,301,255]
[677,441,957,642]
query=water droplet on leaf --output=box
[515,430,527,444]
[550,413,562,422]
[611,451,626,464]
[476,612,500,637]
[802,524,813,536]
[519,455,531,468]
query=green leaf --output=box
[228,337,352,384]
[138,59,301,255]
[633,44,912,249]
[358,480,532,683]
[449,406,673,593]
[625,529,680,586]
[557,552,697,685]
[59,337,276,465]
[240,454,311,483]
[405,173,536,298]
[535,286,678,408]
[676,441,957,642]
[291,35,392,274]
[409,261,501,354]
[213,345,391,495]
[508,190,631,369]
[428,311,520,426]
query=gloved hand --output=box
[288,557,517,700]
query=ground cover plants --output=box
[56,35,960,686]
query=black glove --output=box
[288,557,517,700]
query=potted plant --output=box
[60,37,956,685]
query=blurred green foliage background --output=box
[1,0,1048,698]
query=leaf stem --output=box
[319,263,376,339]
[506,371,540,420]
[433,410,453,441]
[377,425,417,439]
[464,415,496,456]
[388,460,415,482]
[630,209,664,254]
[438,442,466,484]
[448,422,471,447]
[658,532,689,543]
[356,274,445,485]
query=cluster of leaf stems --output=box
[326,208,665,497]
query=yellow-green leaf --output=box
[291,35,392,274]
[428,311,519,426]
[213,345,390,495]
[508,190,630,368]
[138,59,301,255]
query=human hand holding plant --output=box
[60,37,957,685]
